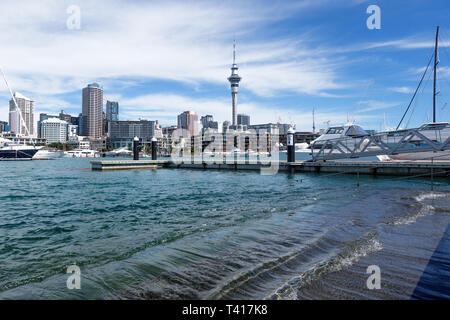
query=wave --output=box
[391,191,450,226]
[267,234,383,300]
[414,192,450,202]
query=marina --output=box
[91,158,450,177]
[1,1,450,305]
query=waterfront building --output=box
[37,113,59,138]
[59,110,72,123]
[108,119,156,149]
[40,118,68,144]
[68,124,78,138]
[249,123,291,135]
[177,111,199,136]
[0,121,9,133]
[9,92,35,135]
[227,41,242,126]
[76,113,83,135]
[222,120,231,133]
[106,101,119,121]
[201,115,213,128]
[105,101,119,134]
[237,114,250,126]
[200,115,218,133]
[82,83,103,138]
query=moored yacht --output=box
[309,124,369,150]
[33,147,63,160]
[64,149,99,158]
[0,138,39,160]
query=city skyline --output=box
[0,0,450,132]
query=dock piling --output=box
[151,137,158,160]
[133,136,139,161]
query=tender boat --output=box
[64,149,99,158]
[33,147,63,160]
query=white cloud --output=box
[388,86,414,94]
[0,0,349,118]
[356,100,402,112]
[119,92,378,129]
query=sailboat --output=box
[0,68,39,160]
[380,26,450,162]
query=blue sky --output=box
[0,0,450,131]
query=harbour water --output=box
[0,158,449,299]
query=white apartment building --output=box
[9,92,35,135]
[40,118,68,144]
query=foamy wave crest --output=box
[392,204,434,226]
[414,192,450,202]
[268,235,382,300]
[391,192,450,226]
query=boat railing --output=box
[310,124,450,161]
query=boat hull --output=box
[0,148,39,160]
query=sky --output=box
[0,0,450,132]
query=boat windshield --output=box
[326,127,344,134]
[345,125,368,136]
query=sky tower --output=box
[227,41,241,126]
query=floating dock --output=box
[90,160,166,170]
[90,159,450,177]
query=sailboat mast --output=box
[312,108,316,133]
[433,26,439,123]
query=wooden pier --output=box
[91,159,450,177]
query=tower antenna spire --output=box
[233,38,236,65]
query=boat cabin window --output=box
[326,127,344,134]
[419,123,448,130]
[345,125,368,136]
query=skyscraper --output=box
[177,111,199,136]
[227,41,241,126]
[0,121,8,133]
[9,92,34,135]
[106,100,119,121]
[237,114,250,126]
[82,83,103,138]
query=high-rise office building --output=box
[237,114,250,126]
[0,121,8,133]
[108,120,156,149]
[40,118,68,144]
[77,113,83,135]
[37,113,59,138]
[106,101,119,121]
[200,115,218,133]
[9,92,34,135]
[227,41,241,126]
[82,83,103,138]
[59,110,72,123]
[201,115,213,128]
[177,111,199,136]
